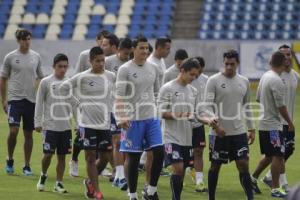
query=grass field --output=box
[0,90,299,200]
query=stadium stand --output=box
[199,0,300,40]
[0,0,175,40]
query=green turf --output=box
[0,90,299,200]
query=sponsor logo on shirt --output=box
[89,81,95,86]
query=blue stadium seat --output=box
[90,15,103,24]
[64,14,77,24]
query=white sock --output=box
[280,173,288,186]
[130,192,138,198]
[196,172,204,184]
[114,166,120,181]
[147,185,157,196]
[140,151,147,165]
[265,170,272,180]
[41,172,47,176]
[117,165,125,179]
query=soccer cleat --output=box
[261,176,272,188]
[37,174,47,191]
[130,198,138,200]
[6,159,14,174]
[83,179,95,199]
[69,160,79,177]
[112,178,119,187]
[250,176,262,194]
[271,188,287,198]
[118,178,128,191]
[281,184,290,193]
[142,190,159,200]
[195,182,208,192]
[54,182,67,193]
[23,166,33,176]
[94,191,104,200]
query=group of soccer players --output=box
[0,28,298,200]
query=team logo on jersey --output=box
[89,81,95,86]
[132,73,138,78]
[52,84,56,90]
[221,83,226,88]
[15,59,20,64]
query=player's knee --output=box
[85,152,96,163]
[43,153,53,160]
[9,128,19,137]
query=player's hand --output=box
[2,101,7,114]
[247,129,255,145]
[288,123,295,132]
[118,120,131,130]
[35,127,42,133]
[215,126,226,138]
[208,117,218,127]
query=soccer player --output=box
[105,37,132,190]
[60,47,115,200]
[261,45,299,191]
[101,33,120,57]
[251,51,295,198]
[35,53,72,193]
[69,30,111,177]
[0,28,44,175]
[204,50,255,200]
[147,37,172,86]
[255,45,299,192]
[159,58,207,200]
[115,36,164,200]
[190,56,208,192]
[143,36,172,185]
[163,49,188,84]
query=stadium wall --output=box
[1,40,299,81]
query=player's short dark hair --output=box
[174,49,188,61]
[119,38,132,49]
[179,58,200,72]
[270,51,286,68]
[155,36,171,49]
[148,43,153,54]
[15,28,32,40]
[132,35,148,48]
[53,53,68,66]
[96,30,110,40]
[195,56,205,68]
[103,33,119,47]
[223,49,240,63]
[89,46,104,61]
[278,44,291,50]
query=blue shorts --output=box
[110,113,121,135]
[120,118,163,153]
[7,99,35,131]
